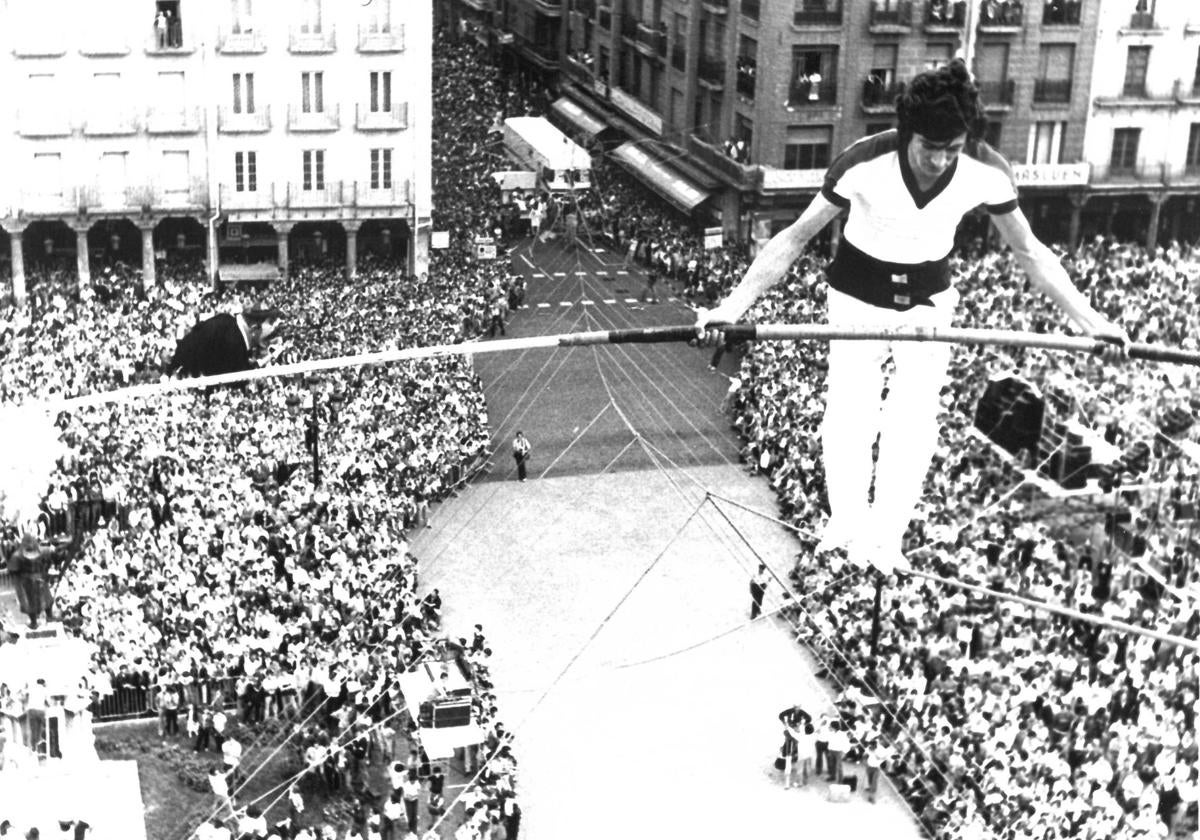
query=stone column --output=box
[1146,193,1166,252]
[8,225,26,306]
[343,221,360,280]
[275,222,293,278]
[412,217,430,278]
[72,224,91,288]
[140,224,157,288]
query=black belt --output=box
[827,239,951,311]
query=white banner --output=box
[704,226,723,250]
[760,167,826,191]
[431,231,450,250]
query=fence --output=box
[91,676,242,723]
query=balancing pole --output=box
[29,322,1200,413]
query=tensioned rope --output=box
[19,323,1200,414]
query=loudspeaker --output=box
[431,699,472,729]
[974,377,1044,456]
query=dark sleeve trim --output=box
[822,185,851,208]
[985,199,1019,215]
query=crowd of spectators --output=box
[730,236,1200,839]
[0,27,535,840]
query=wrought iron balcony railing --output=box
[1033,78,1072,103]
[869,1,912,27]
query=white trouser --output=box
[820,285,958,551]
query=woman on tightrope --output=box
[698,59,1128,575]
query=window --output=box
[370,148,393,189]
[672,13,687,70]
[231,0,253,33]
[299,0,322,33]
[365,0,391,32]
[235,151,257,192]
[734,113,753,161]
[98,152,128,200]
[370,71,392,112]
[783,125,832,169]
[157,71,185,104]
[737,36,757,99]
[1027,121,1066,164]
[301,71,324,113]
[233,73,256,113]
[670,88,684,127]
[1035,44,1074,102]
[1110,128,1139,171]
[1187,124,1200,171]
[924,44,954,71]
[155,0,183,47]
[162,151,190,196]
[32,153,63,199]
[1123,46,1150,97]
[92,72,120,102]
[789,46,837,105]
[871,44,898,87]
[303,149,325,190]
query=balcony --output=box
[701,0,729,14]
[146,106,203,134]
[220,184,279,212]
[80,34,130,56]
[1041,2,1080,25]
[144,21,191,54]
[354,180,412,208]
[287,104,341,132]
[698,55,726,88]
[1032,78,1072,104]
[1164,164,1200,187]
[635,23,667,57]
[289,25,336,53]
[869,1,912,29]
[79,185,142,213]
[83,109,139,137]
[1095,83,1175,108]
[978,79,1015,107]
[687,135,760,190]
[357,23,404,52]
[287,182,346,209]
[1090,161,1165,186]
[1176,79,1200,104]
[517,37,559,67]
[532,0,563,14]
[355,102,409,131]
[925,1,965,29]
[146,180,210,211]
[741,0,760,19]
[13,36,66,57]
[17,188,79,216]
[861,78,905,110]
[17,111,72,138]
[979,1,1023,28]
[788,77,837,106]
[218,27,266,54]
[218,105,272,133]
[793,1,842,26]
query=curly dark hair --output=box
[895,58,987,142]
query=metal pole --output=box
[870,571,884,659]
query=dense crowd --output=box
[731,237,1200,839]
[0,28,537,840]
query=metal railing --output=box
[862,78,905,108]
[217,26,265,53]
[146,106,202,134]
[83,110,139,136]
[672,44,686,70]
[18,188,81,215]
[289,24,336,53]
[91,677,241,723]
[17,111,73,138]
[788,78,838,105]
[1033,78,1072,103]
[354,180,412,207]
[1090,161,1165,184]
[635,22,666,55]
[219,183,278,211]
[1041,2,1080,24]
[287,181,346,209]
[287,103,341,132]
[1128,11,1156,29]
[217,105,272,133]
[793,2,842,25]
[736,60,757,98]
[869,1,912,26]
[357,23,404,51]
[355,102,409,131]
[977,79,1015,106]
[687,135,759,188]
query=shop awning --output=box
[550,97,607,142]
[610,142,712,213]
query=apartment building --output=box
[1,0,431,304]
[445,0,1200,251]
